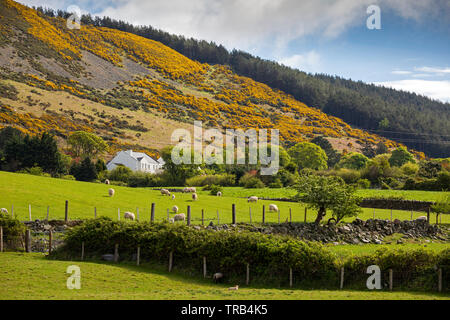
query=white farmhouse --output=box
[107,150,164,174]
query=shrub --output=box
[356,178,371,189]
[336,168,361,184]
[239,175,265,189]
[108,165,132,183]
[209,185,223,196]
[62,175,76,180]
[401,162,419,176]
[186,174,236,187]
[269,179,283,188]
[0,210,26,246]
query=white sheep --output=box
[217,191,222,197]
[105,179,110,185]
[0,208,8,214]
[192,193,198,201]
[183,187,197,193]
[172,194,176,200]
[124,212,135,221]
[172,205,179,213]
[168,218,175,224]
[269,204,279,212]
[228,285,239,291]
[213,272,224,283]
[248,196,258,203]
[108,188,115,197]
[417,216,428,221]
[161,189,171,196]
[173,213,186,222]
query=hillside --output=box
[0,0,420,159]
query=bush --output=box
[239,174,265,189]
[62,175,76,181]
[356,178,371,189]
[186,174,236,187]
[209,185,223,196]
[108,165,132,183]
[52,219,337,284]
[401,162,419,176]
[0,211,26,246]
[269,178,283,188]
[336,168,361,184]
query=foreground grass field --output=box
[0,253,448,300]
[0,171,448,224]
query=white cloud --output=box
[278,51,321,73]
[414,66,450,75]
[391,70,412,75]
[374,80,450,103]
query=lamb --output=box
[108,188,115,197]
[161,189,171,196]
[124,212,135,221]
[417,216,428,221]
[213,272,224,283]
[228,285,239,291]
[217,191,222,197]
[105,179,110,185]
[173,213,186,222]
[248,196,258,203]
[269,204,279,212]
[168,218,175,224]
[192,193,198,201]
[172,205,179,213]
[172,194,176,200]
[1,208,8,214]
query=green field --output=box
[0,252,448,300]
[0,171,448,224]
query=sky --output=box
[17,0,450,103]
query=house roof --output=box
[125,150,160,164]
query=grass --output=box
[0,171,449,225]
[0,252,448,300]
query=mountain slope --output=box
[0,0,422,160]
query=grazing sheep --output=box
[0,208,8,214]
[192,193,198,201]
[172,194,176,200]
[248,196,258,203]
[228,285,239,291]
[183,187,197,193]
[217,191,222,197]
[161,189,171,196]
[105,179,110,185]
[269,204,279,212]
[213,272,224,283]
[124,212,135,221]
[108,188,115,197]
[173,213,186,222]
[417,216,428,221]
[168,218,175,224]
[172,205,179,213]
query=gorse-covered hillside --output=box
[0,0,423,159]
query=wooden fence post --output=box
[373,208,376,220]
[151,203,155,222]
[137,246,140,266]
[11,205,14,218]
[217,210,220,225]
[48,230,52,255]
[169,251,173,272]
[438,268,442,293]
[167,208,170,221]
[94,207,97,219]
[118,208,120,221]
[232,204,236,225]
[262,205,265,224]
[436,213,439,225]
[249,208,252,224]
[278,209,280,224]
[202,209,205,226]
[289,268,293,288]
[304,207,307,223]
[46,206,50,221]
[427,207,431,225]
[29,204,32,221]
[246,263,250,285]
[289,208,292,223]
[81,242,85,261]
[65,200,68,223]
[389,269,393,291]
[203,256,207,278]
[114,244,119,263]
[340,267,344,290]
[187,206,191,226]
[25,230,31,253]
[410,210,413,221]
[0,226,3,253]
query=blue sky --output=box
[18,0,450,102]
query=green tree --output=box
[294,175,361,225]
[310,136,341,167]
[389,147,415,167]
[338,152,369,170]
[70,157,98,182]
[288,142,328,171]
[68,131,108,158]
[161,146,200,186]
[375,142,389,155]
